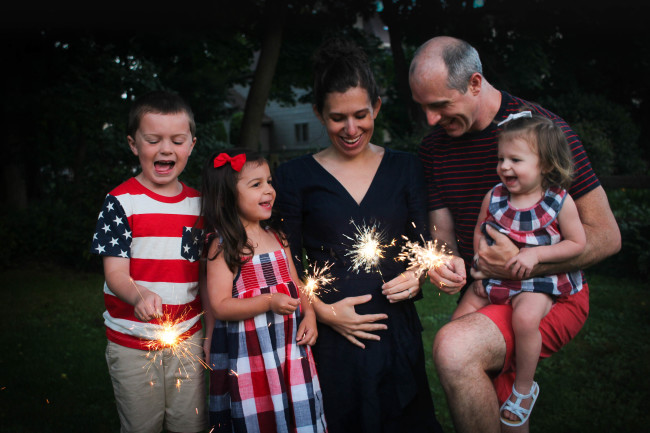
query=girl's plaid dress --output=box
[481,183,583,304]
[209,236,326,433]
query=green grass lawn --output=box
[416,272,650,433]
[1,266,648,432]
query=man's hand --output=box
[476,224,520,280]
[427,255,466,294]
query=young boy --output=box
[91,91,207,433]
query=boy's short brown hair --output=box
[127,90,195,138]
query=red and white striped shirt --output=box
[91,177,203,350]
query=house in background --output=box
[228,84,331,167]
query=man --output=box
[409,36,620,432]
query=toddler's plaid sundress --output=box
[481,183,583,305]
[209,235,326,433]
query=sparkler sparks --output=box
[144,308,211,372]
[153,321,182,348]
[141,308,212,391]
[397,237,452,278]
[344,220,395,276]
[127,278,211,392]
[301,262,337,303]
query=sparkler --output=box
[128,278,211,392]
[144,306,211,373]
[142,306,211,391]
[397,236,452,278]
[344,220,396,277]
[301,262,337,303]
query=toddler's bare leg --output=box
[502,293,552,422]
[452,281,490,320]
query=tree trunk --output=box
[380,1,426,129]
[239,0,287,151]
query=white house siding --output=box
[265,99,330,154]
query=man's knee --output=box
[434,313,507,376]
[433,320,474,376]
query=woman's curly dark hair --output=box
[312,37,380,115]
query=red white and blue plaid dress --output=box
[482,183,583,304]
[208,237,327,433]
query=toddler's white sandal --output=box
[500,381,540,427]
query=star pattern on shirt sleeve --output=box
[90,194,132,257]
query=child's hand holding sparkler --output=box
[295,262,333,346]
[269,293,300,316]
[296,309,318,346]
[103,258,163,322]
[134,288,163,322]
[126,276,162,322]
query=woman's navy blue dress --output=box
[274,148,443,433]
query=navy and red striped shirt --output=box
[418,91,600,263]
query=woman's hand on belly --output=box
[313,294,388,349]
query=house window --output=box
[294,123,309,143]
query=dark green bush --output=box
[0,122,228,272]
[542,92,646,176]
[598,188,650,277]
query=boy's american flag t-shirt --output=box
[91,177,203,350]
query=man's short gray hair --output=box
[443,40,482,93]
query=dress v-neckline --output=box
[310,149,387,207]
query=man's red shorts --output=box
[478,283,590,404]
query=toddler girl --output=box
[201,149,326,433]
[454,111,586,427]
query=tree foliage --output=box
[0,1,647,269]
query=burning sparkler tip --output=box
[301,261,336,303]
[397,238,453,278]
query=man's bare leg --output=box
[434,312,530,433]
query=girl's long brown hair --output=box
[199,149,285,273]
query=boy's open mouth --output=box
[154,161,175,174]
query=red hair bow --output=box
[213,153,246,171]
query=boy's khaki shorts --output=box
[106,332,207,433]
